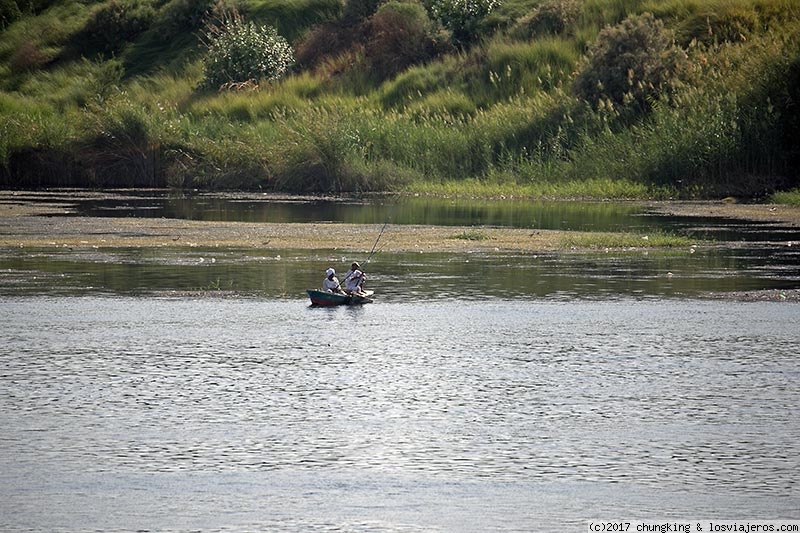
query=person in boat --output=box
[343,262,367,295]
[323,268,345,294]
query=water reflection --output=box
[72,192,647,230]
[49,191,800,242]
[1,244,798,298]
[2,191,799,298]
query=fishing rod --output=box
[336,209,393,292]
[363,216,391,270]
[328,206,394,290]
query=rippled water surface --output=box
[2,296,799,532]
[2,192,799,531]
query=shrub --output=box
[342,0,381,24]
[9,42,48,73]
[159,0,217,35]
[573,13,686,116]
[294,22,356,70]
[81,0,156,56]
[201,10,294,90]
[292,0,380,70]
[250,0,343,42]
[676,8,757,47]
[428,0,501,48]
[1,0,21,29]
[365,2,438,80]
[24,0,59,13]
[511,0,580,40]
[297,0,450,84]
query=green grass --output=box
[406,176,674,200]
[0,1,89,65]
[559,230,697,249]
[2,0,800,198]
[449,229,492,241]
[248,0,343,41]
[770,189,800,206]
[379,58,463,110]
[578,0,647,27]
[472,37,580,104]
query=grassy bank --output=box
[558,230,695,249]
[771,189,800,206]
[1,0,799,198]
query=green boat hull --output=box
[307,289,374,306]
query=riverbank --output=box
[0,214,583,253]
[0,192,586,252]
[703,289,800,302]
[646,201,800,227]
[2,192,800,253]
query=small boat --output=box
[307,289,374,306]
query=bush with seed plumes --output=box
[511,0,580,41]
[573,13,686,116]
[201,10,294,90]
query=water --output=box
[18,189,800,241]
[1,297,798,532]
[28,191,792,298]
[1,244,799,298]
[2,192,799,531]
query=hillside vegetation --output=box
[1,0,799,200]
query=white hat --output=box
[326,268,335,276]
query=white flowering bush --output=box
[429,0,501,47]
[202,16,294,90]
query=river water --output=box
[1,193,799,532]
[2,297,799,532]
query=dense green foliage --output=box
[573,12,686,115]
[428,0,501,47]
[78,0,157,57]
[771,188,800,206]
[1,0,799,199]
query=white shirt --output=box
[323,276,341,292]
[344,269,365,292]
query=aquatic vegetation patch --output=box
[406,177,673,200]
[559,230,696,249]
[770,189,800,206]
[449,229,492,241]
